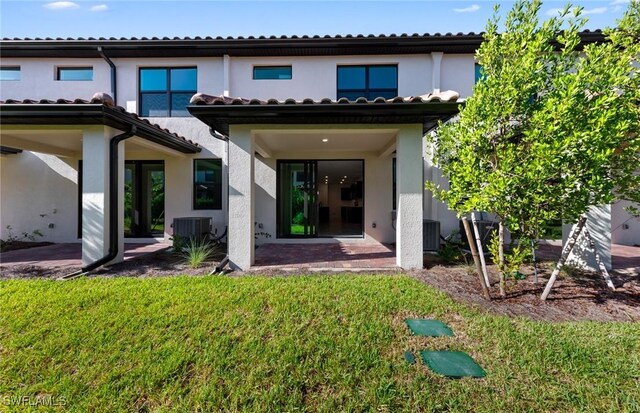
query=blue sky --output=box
[0,1,632,39]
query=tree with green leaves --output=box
[428,0,639,298]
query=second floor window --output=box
[337,65,398,100]
[57,67,93,81]
[253,66,292,80]
[1,66,21,81]
[139,67,196,117]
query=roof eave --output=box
[188,101,463,135]
[0,104,201,153]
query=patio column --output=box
[81,126,125,267]
[563,204,612,271]
[228,125,255,270]
[396,125,424,269]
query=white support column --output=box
[563,205,612,271]
[81,126,125,266]
[431,52,443,94]
[396,125,424,269]
[228,126,255,270]
[223,54,231,97]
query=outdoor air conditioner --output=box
[172,217,212,242]
[459,219,498,252]
[423,219,441,251]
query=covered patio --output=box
[0,94,200,271]
[189,92,462,271]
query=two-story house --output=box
[1,32,636,271]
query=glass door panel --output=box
[277,161,318,238]
[124,161,164,238]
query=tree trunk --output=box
[498,220,506,298]
[462,217,491,300]
[471,212,491,287]
[541,216,587,301]
[531,239,539,283]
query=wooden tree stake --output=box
[471,212,491,287]
[462,217,491,300]
[541,216,587,301]
[583,228,616,290]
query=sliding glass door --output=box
[277,161,318,238]
[124,161,165,237]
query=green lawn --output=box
[1,275,638,412]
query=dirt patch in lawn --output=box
[409,256,640,322]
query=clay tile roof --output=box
[1,93,200,152]
[189,90,461,106]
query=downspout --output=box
[98,47,117,105]
[62,127,136,279]
[209,128,231,274]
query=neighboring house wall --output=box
[0,152,80,243]
[612,200,640,245]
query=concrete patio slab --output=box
[537,243,640,273]
[251,242,398,271]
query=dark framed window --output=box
[139,67,197,117]
[475,63,484,83]
[253,66,292,80]
[0,66,20,81]
[57,67,93,81]
[337,65,398,100]
[193,159,222,210]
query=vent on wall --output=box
[423,219,441,251]
[172,217,212,242]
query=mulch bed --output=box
[409,256,640,322]
[2,248,638,323]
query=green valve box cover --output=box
[404,319,454,337]
[420,350,486,378]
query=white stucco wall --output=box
[0,58,110,101]
[611,200,640,246]
[0,151,80,243]
[229,55,434,100]
[440,54,476,98]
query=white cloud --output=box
[610,0,630,5]
[90,4,109,12]
[582,7,608,15]
[546,8,565,17]
[43,1,80,10]
[453,4,480,13]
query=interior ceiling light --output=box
[322,138,329,142]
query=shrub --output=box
[182,238,218,268]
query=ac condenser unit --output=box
[423,219,441,251]
[172,217,212,242]
[459,219,497,251]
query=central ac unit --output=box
[423,219,441,251]
[172,217,212,242]
[459,219,497,251]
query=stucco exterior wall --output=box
[230,55,433,100]
[0,58,110,101]
[611,201,640,245]
[440,54,476,98]
[0,151,80,243]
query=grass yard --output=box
[1,275,639,412]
